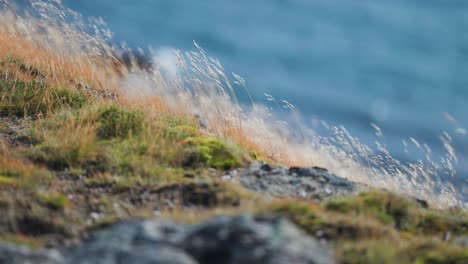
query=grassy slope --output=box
[0,36,466,263]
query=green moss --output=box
[0,234,43,249]
[412,244,468,264]
[182,137,246,170]
[100,139,161,177]
[0,176,16,185]
[0,168,21,178]
[97,106,144,139]
[339,239,468,264]
[325,191,412,226]
[164,125,199,140]
[272,202,321,221]
[324,191,468,237]
[339,240,400,264]
[408,211,468,236]
[24,105,146,171]
[39,193,69,210]
[269,202,322,234]
[270,201,394,240]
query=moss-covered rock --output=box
[182,137,248,170]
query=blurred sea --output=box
[62,0,468,182]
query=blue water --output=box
[61,0,468,181]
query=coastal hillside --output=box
[0,2,467,263]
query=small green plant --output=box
[0,152,52,188]
[52,88,89,110]
[182,137,246,170]
[97,106,144,139]
[0,79,48,116]
[339,239,468,264]
[27,120,101,170]
[0,234,43,249]
[0,79,88,117]
[324,191,468,236]
[40,193,69,210]
[325,191,412,226]
[0,168,21,178]
[270,201,395,240]
[0,176,16,185]
[164,125,199,140]
[0,57,88,117]
[407,210,468,236]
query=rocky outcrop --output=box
[0,214,334,264]
[0,244,64,264]
[232,163,365,202]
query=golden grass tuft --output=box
[0,140,51,188]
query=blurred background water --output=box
[59,0,468,182]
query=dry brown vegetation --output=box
[0,25,261,246]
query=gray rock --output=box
[238,163,365,202]
[0,244,64,264]
[67,245,196,264]
[182,214,333,264]
[65,220,195,264]
[0,215,333,264]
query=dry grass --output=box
[0,26,119,92]
[0,1,465,210]
[0,3,466,263]
[28,112,100,170]
[0,0,466,231]
[0,1,271,162]
[0,140,51,187]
